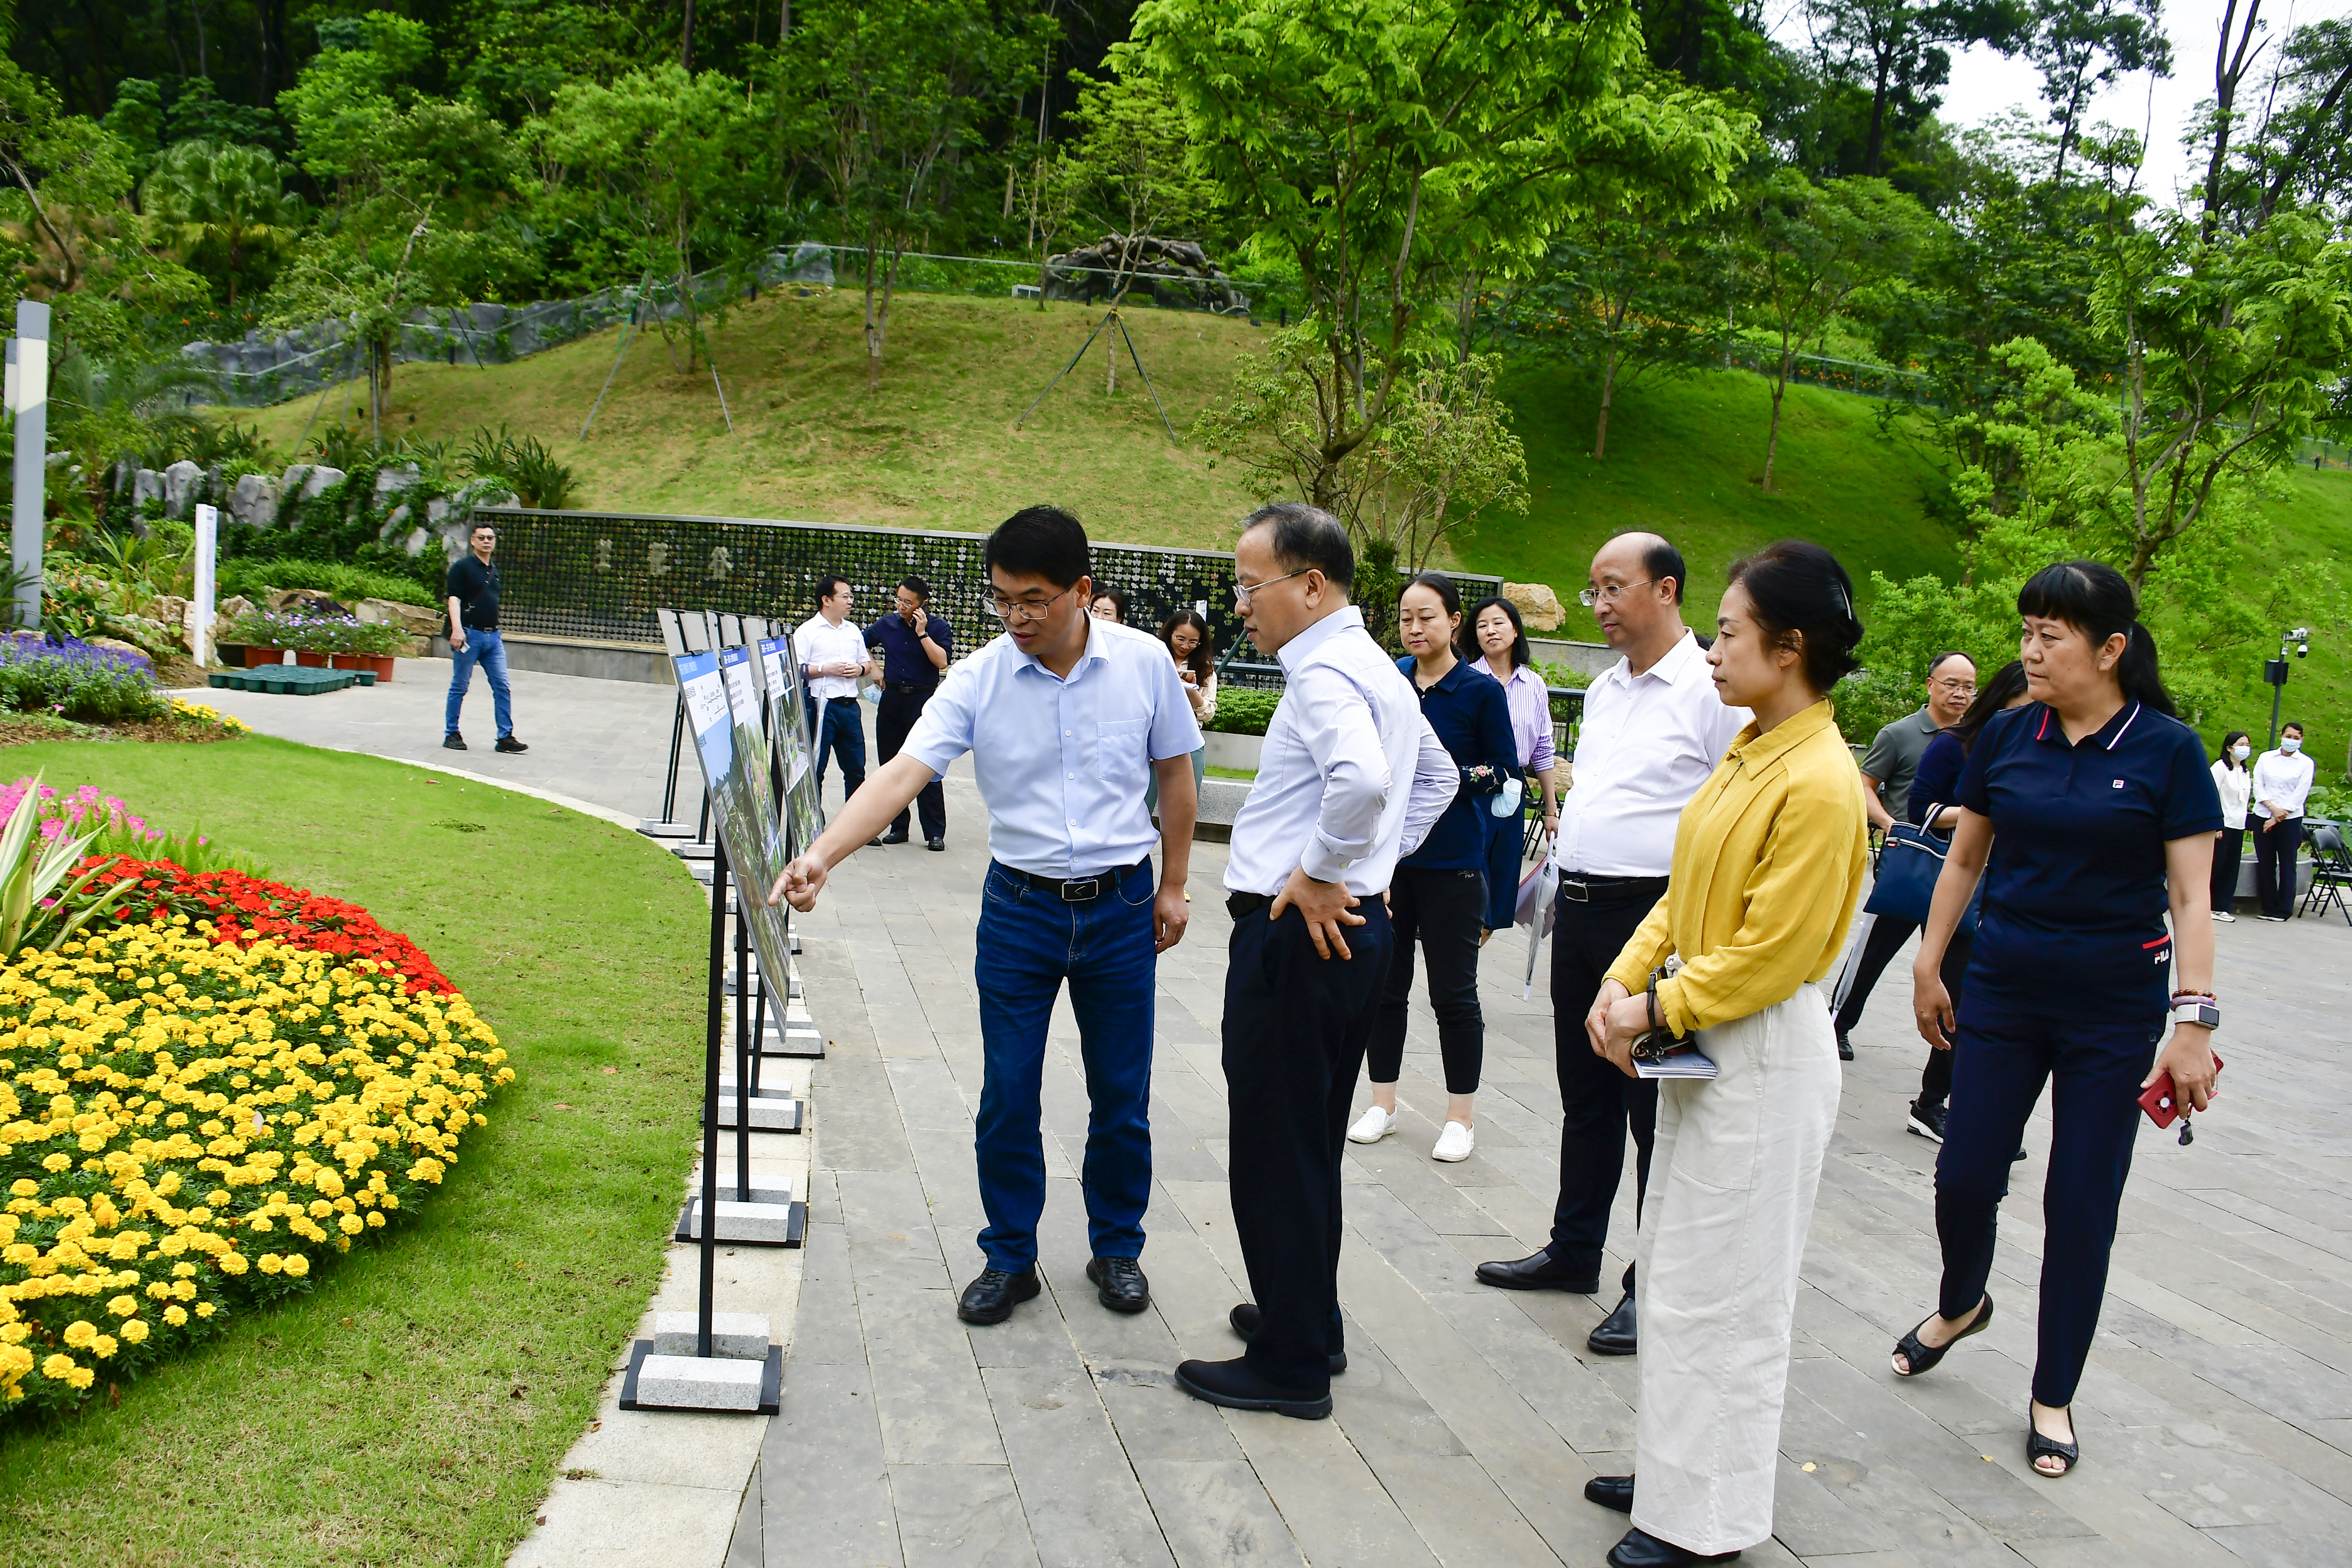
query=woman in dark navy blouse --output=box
[1899,660,2029,1142]
[1348,572,1520,1165]
[1891,562,2221,1481]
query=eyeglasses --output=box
[1233,567,1312,607]
[977,586,1077,624]
[1579,578,1654,608]
[1930,677,1977,695]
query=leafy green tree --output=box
[142,140,301,309]
[1741,169,1929,489]
[2024,0,2167,182]
[786,0,1044,390]
[1132,0,1750,510]
[538,65,763,373]
[1804,0,2029,176]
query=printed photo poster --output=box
[759,632,822,855]
[675,649,796,1000]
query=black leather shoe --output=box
[1475,1250,1600,1294]
[1837,1030,1855,1061]
[495,736,528,754]
[1584,1475,1633,1513]
[1086,1255,1150,1313]
[1174,1355,1330,1420]
[925,836,945,851]
[1607,1526,1741,1565]
[956,1267,1041,1325]
[1588,1290,1638,1356]
[443,733,466,750]
[1227,1303,1346,1373]
[880,828,910,844]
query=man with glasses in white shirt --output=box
[1473,532,1747,1364]
[772,506,1200,1328]
[797,576,880,824]
[1174,503,1458,1421]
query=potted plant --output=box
[328,618,406,679]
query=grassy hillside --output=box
[235,292,2350,747]
[240,290,1268,547]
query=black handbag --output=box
[1864,806,1980,934]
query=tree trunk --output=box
[1762,343,1792,491]
[863,244,882,391]
[1865,63,1890,177]
[681,0,695,70]
[225,230,240,311]
[1594,348,1617,460]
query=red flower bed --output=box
[76,858,456,995]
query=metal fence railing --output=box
[1723,343,1934,404]
[475,505,1503,676]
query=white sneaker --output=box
[1432,1121,1476,1162]
[1347,1105,1396,1144]
[2212,910,2237,923]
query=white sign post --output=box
[7,301,48,630]
[191,503,218,667]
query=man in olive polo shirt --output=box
[1830,649,1976,1056]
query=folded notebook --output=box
[1633,1042,1719,1080]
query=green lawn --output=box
[1450,362,1963,632]
[0,737,710,1567]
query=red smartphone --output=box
[2140,1049,2222,1130]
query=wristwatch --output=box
[2171,996,2220,1029]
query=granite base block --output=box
[651,1310,772,1360]
[624,1349,769,1413]
[712,1096,803,1132]
[676,1196,807,1246]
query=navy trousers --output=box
[1549,883,1665,1293]
[1224,897,1395,1392]
[972,859,1157,1272]
[1935,990,2164,1407]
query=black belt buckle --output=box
[1560,877,1591,904]
[1060,876,1101,903]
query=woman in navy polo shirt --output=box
[1892,562,2221,1481]
[1349,572,1519,1164]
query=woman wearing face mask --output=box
[1579,540,1868,1568]
[2251,722,2315,920]
[1352,572,1519,1164]
[1895,560,2221,1482]
[1464,595,1560,932]
[2210,731,2252,923]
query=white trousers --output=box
[1630,983,1842,1555]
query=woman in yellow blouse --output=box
[1579,540,1870,1568]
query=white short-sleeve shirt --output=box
[901,617,1202,877]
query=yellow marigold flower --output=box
[61,1320,96,1349]
[41,1352,75,1381]
[257,1253,282,1274]
[41,1153,69,1173]
[282,1254,309,1277]
[106,1294,137,1317]
[364,1210,384,1228]
[120,1319,148,1344]
[194,1302,215,1318]
[67,1364,93,1389]
[163,1304,187,1326]
[216,1251,247,1275]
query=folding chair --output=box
[2298,821,2352,926]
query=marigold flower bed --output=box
[0,904,509,1418]
[83,860,456,994]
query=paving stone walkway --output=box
[213,666,2352,1566]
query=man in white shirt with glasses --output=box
[1473,532,1747,1363]
[772,506,1199,1329]
[1174,502,1458,1421]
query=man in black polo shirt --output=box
[865,575,952,849]
[444,521,527,754]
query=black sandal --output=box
[1891,1293,1993,1378]
[2028,1407,2078,1477]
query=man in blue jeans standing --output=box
[772,506,1200,1325]
[444,521,527,753]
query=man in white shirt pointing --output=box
[773,507,1200,1326]
[1175,503,1458,1422]
[1474,533,1747,1362]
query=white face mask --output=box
[2283,737,2304,755]
[2233,744,2251,761]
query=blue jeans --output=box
[973,859,1158,1272]
[446,628,513,738]
[805,696,867,810]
